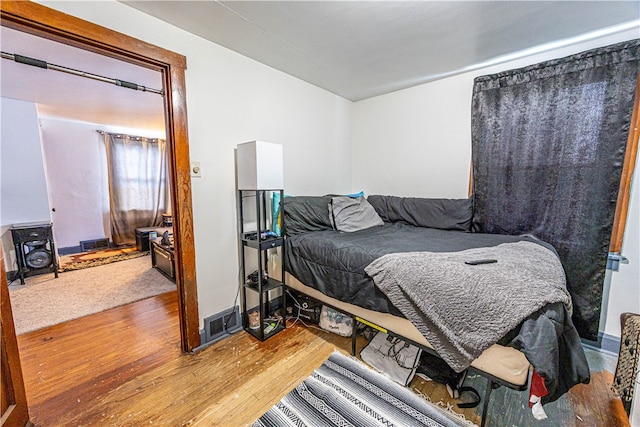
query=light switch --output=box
[191,161,201,177]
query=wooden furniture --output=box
[11,221,58,285]
[613,312,640,417]
[151,240,175,282]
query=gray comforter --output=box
[364,241,570,372]
[285,223,590,404]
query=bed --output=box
[279,194,590,426]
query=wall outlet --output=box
[191,161,201,177]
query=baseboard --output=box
[582,332,620,355]
[600,332,621,354]
[7,270,18,283]
[192,330,221,353]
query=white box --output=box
[236,141,284,190]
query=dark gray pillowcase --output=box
[329,196,384,232]
[283,196,333,236]
[367,195,473,231]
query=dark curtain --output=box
[471,39,639,340]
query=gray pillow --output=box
[330,196,384,232]
[367,195,473,231]
[283,196,333,236]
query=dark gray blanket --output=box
[285,222,552,316]
[364,241,570,372]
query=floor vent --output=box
[79,238,110,252]
[203,306,242,344]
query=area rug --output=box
[8,255,176,335]
[59,248,147,272]
[253,351,473,427]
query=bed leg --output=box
[351,317,357,356]
[480,379,496,427]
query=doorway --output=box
[0,1,199,352]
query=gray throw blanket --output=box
[365,241,570,372]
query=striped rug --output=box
[253,351,473,427]
[59,248,147,272]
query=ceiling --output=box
[122,0,640,101]
[0,26,165,131]
[0,1,638,129]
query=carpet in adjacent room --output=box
[8,255,176,335]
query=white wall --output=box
[38,1,353,328]
[0,97,52,271]
[39,119,108,249]
[353,28,640,424]
[39,117,165,249]
[353,76,473,198]
[0,98,51,225]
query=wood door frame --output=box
[1,247,31,427]
[0,1,200,352]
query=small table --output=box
[151,240,175,281]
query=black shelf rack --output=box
[238,189,286,341]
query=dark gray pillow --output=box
[283,196,333,236]
[367,195,473,231]
[329,196,384,232]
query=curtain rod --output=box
[1,51,164,96]
[97,130,163,142]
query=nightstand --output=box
[151,239,175,281]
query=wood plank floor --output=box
[17,291,182,426]
[17,291,629,426]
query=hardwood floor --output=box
[17,291,182,426]
[17,291,629,426]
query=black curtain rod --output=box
[1,51,164,96]
[97,130,163,142]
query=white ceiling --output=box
[0,1,638,129]
[122,0,640,101]
[0,26,165,131]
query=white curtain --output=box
[103,133,170,246]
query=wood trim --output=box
[0,1,185,71]
[611,73,640,253]
[1,247,31,426]
[0,1,200,352]
[165,66,201,349]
